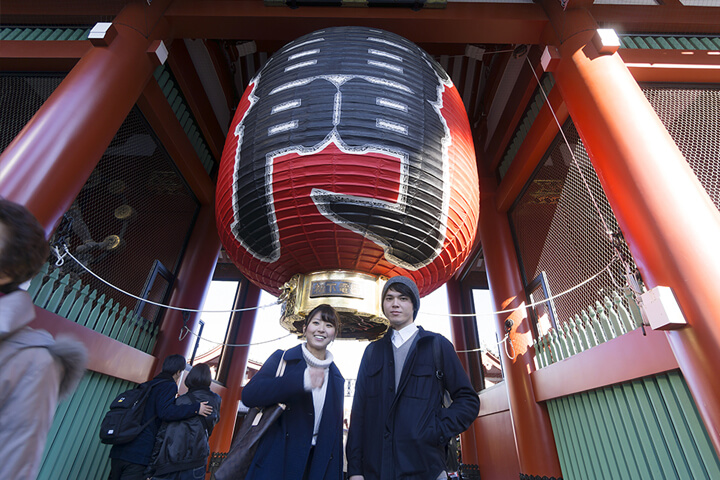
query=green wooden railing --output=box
[547,370,720,480]
[532,288,643,368]
[29,263,159,353]
[29,263,160,479]
[37,372,134,480]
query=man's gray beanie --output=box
[382,276,421,320]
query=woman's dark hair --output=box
[0,199,50,294]
[162,354,187,375]
[305,304,339,331]
[185,363,212,390]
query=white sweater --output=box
[301,343,334,445]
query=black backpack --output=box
[99,379,164,445]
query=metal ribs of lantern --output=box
[216,27,479,340]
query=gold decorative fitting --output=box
[279,270,389,341]
[114,205,134,220]
[103,235,122,250]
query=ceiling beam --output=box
[164,0,549,45]
[167,39,227,160]
[592,5,720,35]
[621,48,720,83]
[137,78,216,206]
[0,40,89,71]
[484,46,543,172]
[495,85,568,213]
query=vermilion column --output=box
[209,281,261,453]
[446,278,481,466]
[478,169,563,478]
[152,205,221,363]
[0,0,170,234]
[553,27,720,456]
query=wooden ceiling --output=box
[3,0,719,286]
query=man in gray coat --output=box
[0,199,87,480]
[347,276,480,480]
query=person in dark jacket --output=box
[242,304,345,480]
[109,354,213,480]
[346,276,480,480]
[148,362,221,480]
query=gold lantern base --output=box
[279,270,389,341]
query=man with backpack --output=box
[109,354,213,480]
[346,276,480,480]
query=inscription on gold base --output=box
[279,270,389,340]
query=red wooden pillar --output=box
[552,25,720,457]
[209,281,261,453]
[152,204,221,362]
[478,168,563,478]
[0,0,170,233]
[446,278,481,466]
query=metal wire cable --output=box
[421,255,617,318]
[55,245,280,314]
[525,56,637,281]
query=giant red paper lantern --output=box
[216,27,479,299]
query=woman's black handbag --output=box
[214,352,287,480]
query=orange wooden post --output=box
[552,25,720,457]
[478,168,563,479]
[0,0,170,233]
[446,278,482,466]
[152,204,221,362]
[209,281,261,453]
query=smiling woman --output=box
[303,304,339,361]
[240,304,345,480]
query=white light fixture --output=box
[639,286,687,330]
[88,22,117,47]
[592,28,621,55]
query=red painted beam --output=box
[495,85,567,213]
[137,78,216,206]
[152,205,221,364]
[0,1,172,234]
[0,40,89,71]
[164,0,548,46]
[477,382,509,417]
[31,306,156,384]
[591,5,720,35]
[532,328,679,402]
[209,282,261,454]
[620,49,720,84]
[484,47,543,172]
[167,40,227,160]
[478,166,562,477]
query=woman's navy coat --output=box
[242,344,345,480]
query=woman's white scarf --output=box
[302,343,333,445]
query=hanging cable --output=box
[525,57,640,288]
[56,244,280,314]
[182,327,294,348]
[422,255,617,318]
[455,332,516,360]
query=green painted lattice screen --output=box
[29,265,159,479]
[547,370,720,480]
